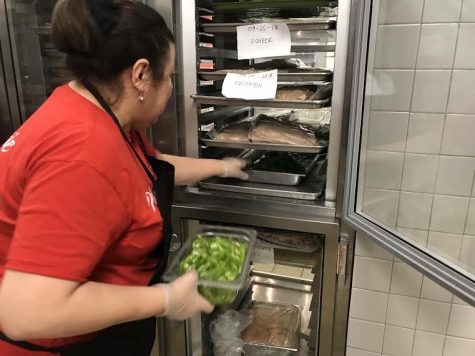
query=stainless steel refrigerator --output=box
[1,1,473,356]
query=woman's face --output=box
[133,45,176,130]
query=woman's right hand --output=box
[157,270,214,320]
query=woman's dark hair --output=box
[52,0,175,83]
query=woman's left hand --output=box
[219,157,249,180]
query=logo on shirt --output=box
[145,187,157,213]
[1,132,19,153]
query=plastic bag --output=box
[209,310,254,356]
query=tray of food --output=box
[242,151,320,186]
[241,301,301,354]
[199,68,333,82]
[200,112,329,153]
[201,19,336,33]
[163,226,256,305]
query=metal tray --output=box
[201,19,336,33]
[198,162,325,200]
[242,151,320,186]
[198,43,335,58]
[199,69,333,82]
[200,136,327,154]
[241,301,301,354]
[192,94,330,109]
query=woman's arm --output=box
[158,153,248,186]
[0,269,212,340]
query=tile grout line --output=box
[393,12,424,240]
[441,2,466,353]
[380,256,395,356]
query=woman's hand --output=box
[156,270,214,320]
[219,157,249,180]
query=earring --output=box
[138,93,144,102]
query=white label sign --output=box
[237,23,291,60]
[221,70,278,100]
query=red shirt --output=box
[0,85,163,354]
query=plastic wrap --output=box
[249,114,318,146]
[241,302,301,350]
[210,310,254,356]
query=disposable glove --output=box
[219,157,249,180]
[157,270,214,320]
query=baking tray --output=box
[192,94,330,109]
[241,151,320,186]
[210,0,337,11]
[241,301,301,355]
[199,69,333,82]
[198,43,335,58]
[201,19,336,33]
[200,136,327,154]
[198,163,325,200]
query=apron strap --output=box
[81,80,156,183]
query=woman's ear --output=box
[131,59,151,91]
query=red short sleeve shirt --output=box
[0,85,164,353]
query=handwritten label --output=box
[221,70,278,100]
[237,23,291,60]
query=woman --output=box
[0,0,247,355]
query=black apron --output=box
[0,81,175,355]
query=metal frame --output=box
[325,0,352,202]
[342,0,475,305]
[163,203,340,356]
[0,40,13,143]
[0,0,21,129]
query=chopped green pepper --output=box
[178,234,249,305]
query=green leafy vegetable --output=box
[178,234,249,305]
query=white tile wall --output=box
[411,70,452,113]
[365,151,404,189]
[417,24,458,69]
[383,325,415,356]
[422,0,463,23]
[461,0,475,22]
[347,318,385,353]
[350,288,389,323]
[435,156,475,196]
[375,25,420,69]
[347,347,381,356]
[441,114,475,156]
[447,70,475,114]
[420,276,453,303]
[430,195,469,234]
[397,192,433,230]
[443,336,475,356]
[378,0,424,24]
[427,231,462,264]
[347,235,475,356]
[367,111,409,152]
[397,228,429,247]
[386,294,419,328]
[412,331,445,356]
[353,256,393,293]
[401,154,439,193]
[355,231,394,260]
[458,236,475,274]
[406,113,445,154]
[362,188,400,227]
[464,200,475,235]
[454,24,475,69]
[390,262,423,297]
[371,70,415,111]
[447,304,475,339]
